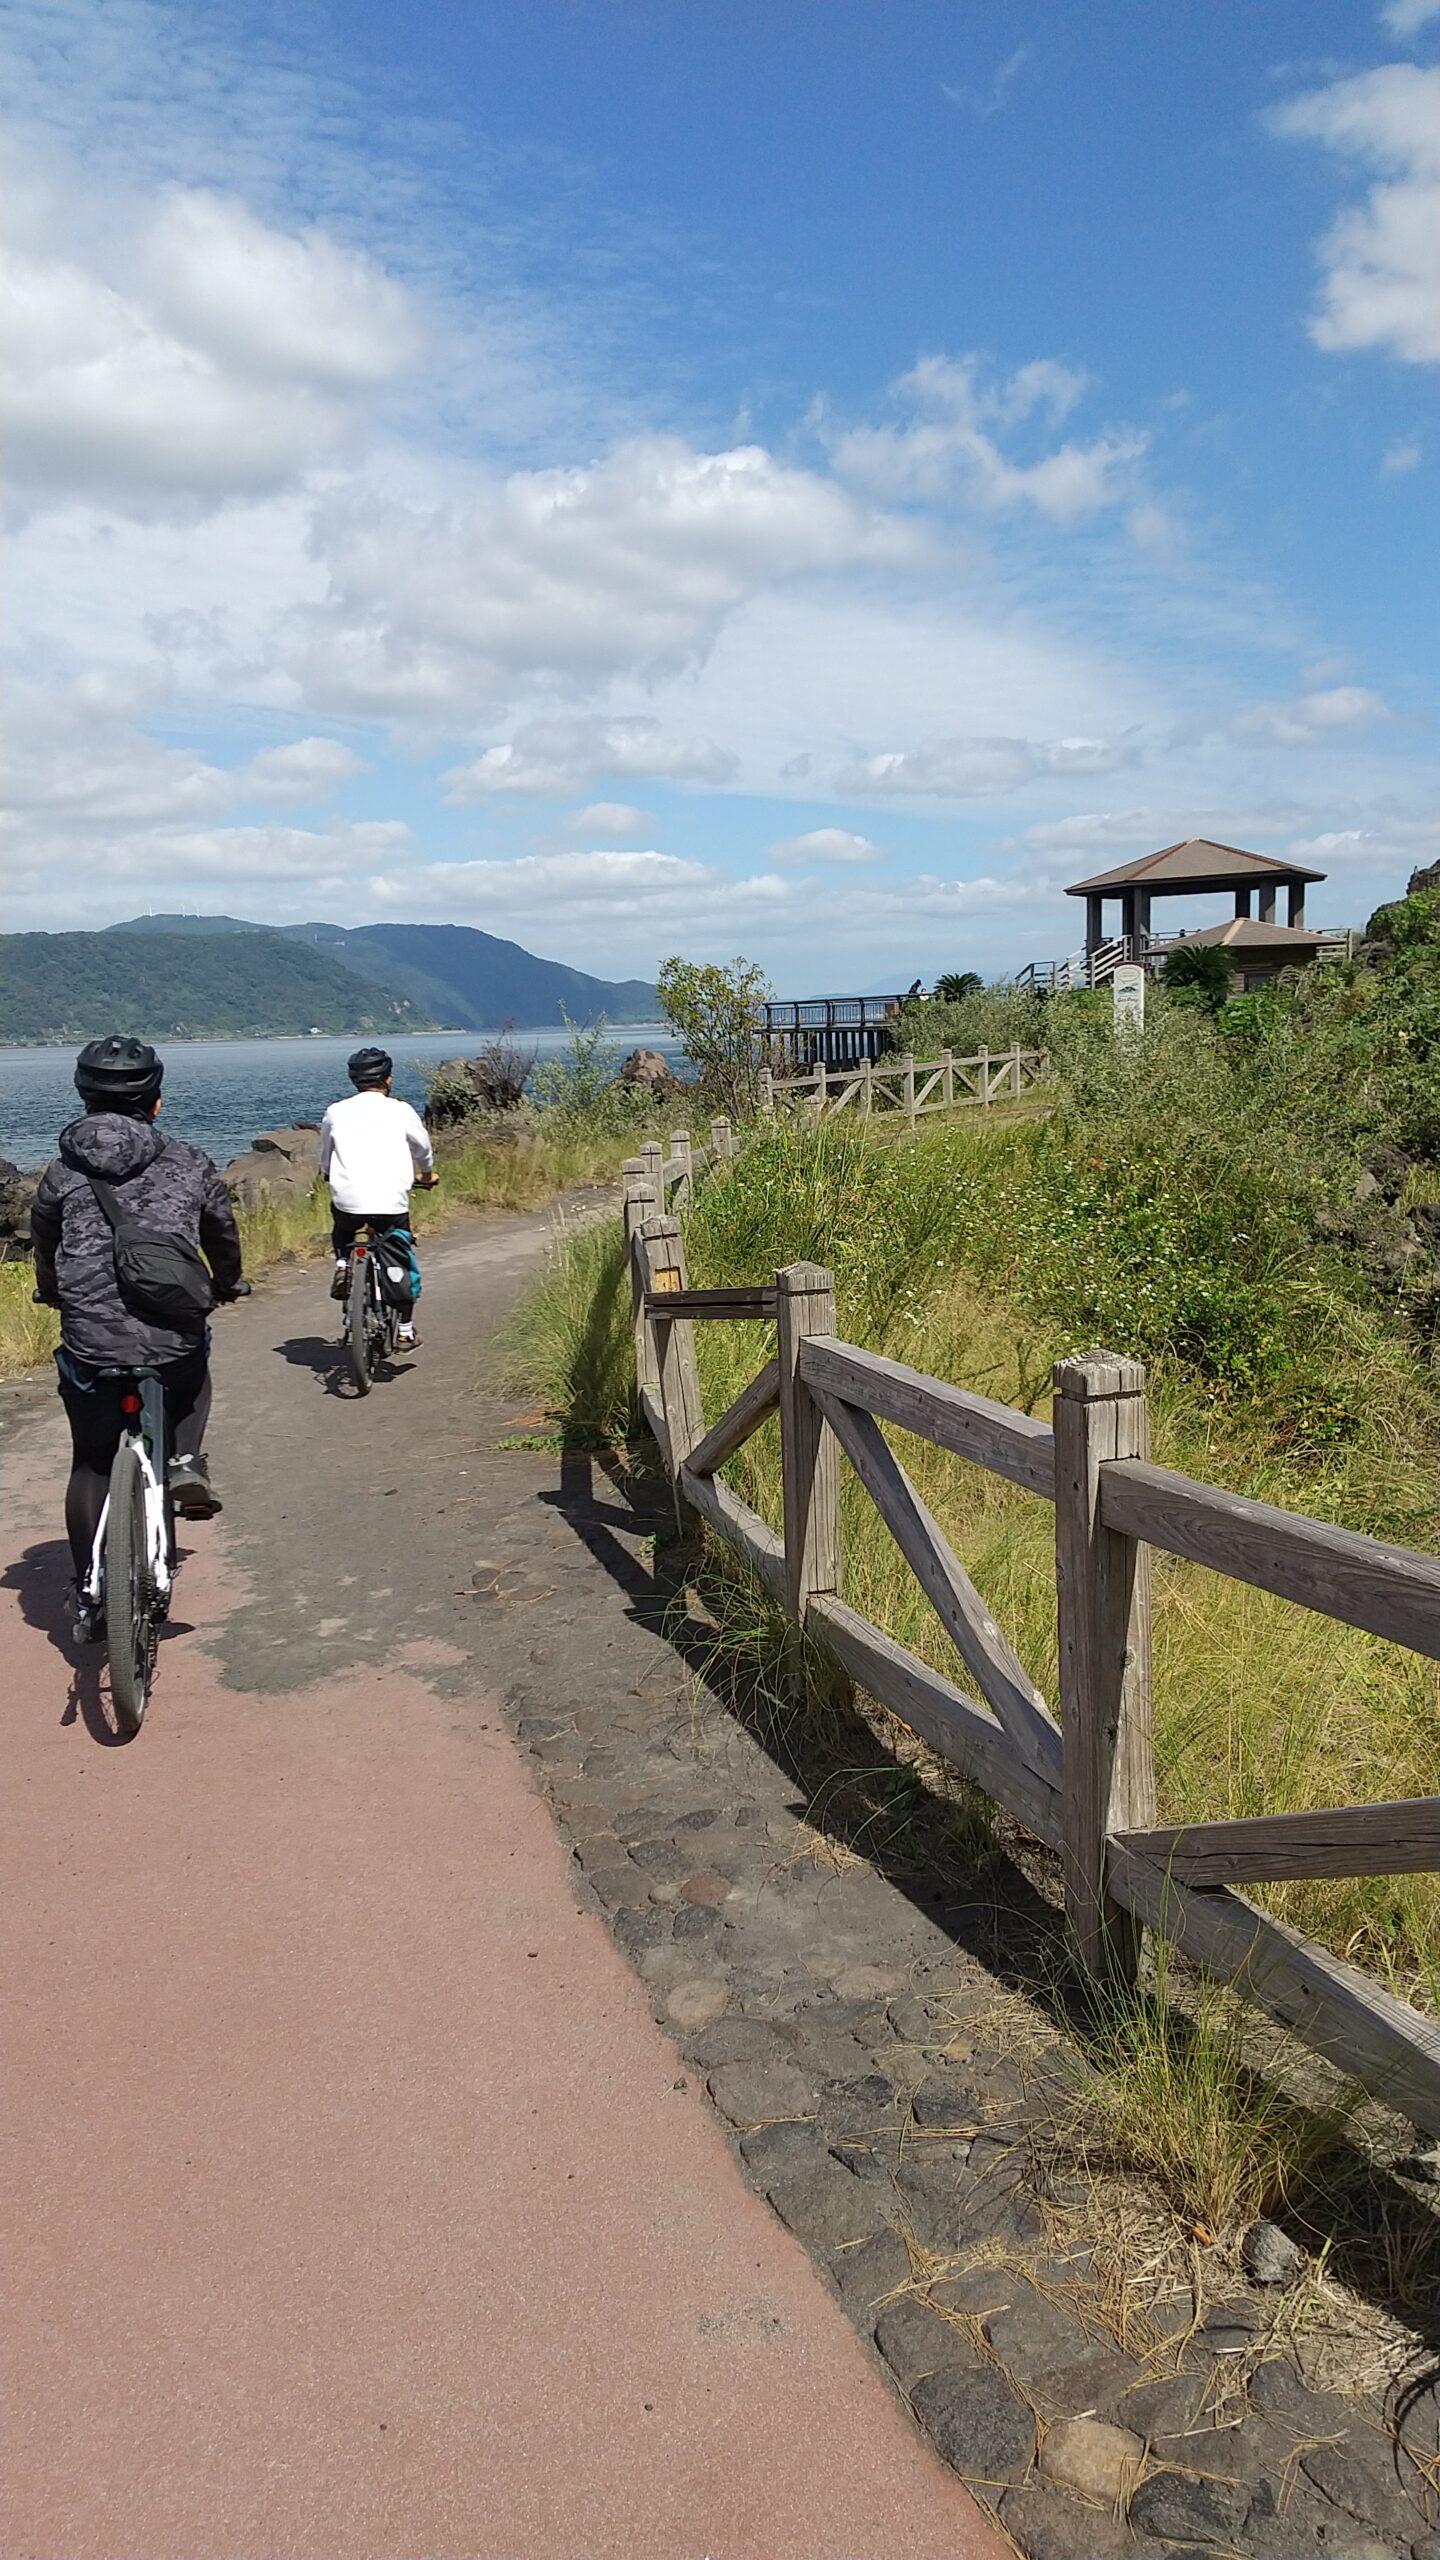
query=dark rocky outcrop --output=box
[0,1158,39,1262]
[224,1124,322,1209]
[618,1047,680,1099]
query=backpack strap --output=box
[84,1174,129,1233]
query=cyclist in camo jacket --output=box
[31,1036,244,1635]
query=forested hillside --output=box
[2,931,433,1042]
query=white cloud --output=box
[2,169,421,517]
[1270,67,1440,363]
[1381,0,1440,37]
[769,827,887,866]
[564,801,651,836]
[1382,436,1423,472]
[3,812,414,925]
[1233,684,1390,745]
[241,737,367,802]
[840,731,1132,798]
[831,354,1146,524]
[442,716,739,799]
[293,437,909,720]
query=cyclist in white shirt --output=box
[319,1048,436,1349]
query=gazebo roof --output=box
[1178,917,1324,951]
[1066,838,1326,896]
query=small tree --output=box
[934,970,983,1003]
[656,954,770,1119]
[1162,942,1235,1011]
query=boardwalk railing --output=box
[759,1045,1048,1125]
[618,1154,1440,2136]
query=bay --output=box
[0,1027,688,1172]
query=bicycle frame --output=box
[82,1372,172,1613]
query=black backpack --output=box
[86,1175,214,1332]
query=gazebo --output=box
[1066,838,1326,965]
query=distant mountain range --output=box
[2,916,660,1044]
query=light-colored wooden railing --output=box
[618,1166,1440,2136]
[758,1045,1048,1125]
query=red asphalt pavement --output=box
[2,1221,1003,2560]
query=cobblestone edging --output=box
[495,1468,1440,2560]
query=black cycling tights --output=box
[59,1357,211,1579]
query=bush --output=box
[657,954,770,1118]
[1162,941,1234,1008]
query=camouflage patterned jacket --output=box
[31,1113,243,1368]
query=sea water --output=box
[0,1028,689,1171]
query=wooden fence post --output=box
[1010,1042,1023,1100]
[776,1263,842,1628]
[758,1067,775,1122]
[814,1061,828,1120]
[640,1136,664,1200]
[902,1053,916,1126]
[1053,1353,1156,1983]
[644,1214,704,1504]
[860,1057,873,1118]
[710,1113,734,1161]
[624,1172,661,1411]
[942,1049,954,1108]
[670,1127,693,1211]
[980,1047,991,1109]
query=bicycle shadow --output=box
[271,1334,353,1397]
[0,1533,194,1746]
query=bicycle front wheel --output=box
[345,1254,374,1395]
[106,1441,155,1736]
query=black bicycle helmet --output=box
[347,1046,393,1089]
[74,1034,164,1114]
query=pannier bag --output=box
[85,1175,214,1331]
[374,1226,422,1307]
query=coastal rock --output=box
[225,1146,317,1208]
[618,1048,679,1097]
[250,1124,321,1166]
[0,1159,39,1260]
[426,1049,530,1124]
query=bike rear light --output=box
[121,1391,142,1415]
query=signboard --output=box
[1112,964,1146,1032]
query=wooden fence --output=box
[759,1045,1048,1125]
[618,1137,1440,2137]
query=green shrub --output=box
[1162,941,1235,1007]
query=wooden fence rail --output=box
[761,1045,1049,1126]
[618,1150,1440,2136]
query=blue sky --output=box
[5,0,1436,989]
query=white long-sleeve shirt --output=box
[319,1091,434,1216]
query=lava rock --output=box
[707,2058,812,2126]
[1241,2220,1306,2285]
[1039,2415,1144,2505]
[1130,2468,1252,2543]
[911,2363,1035,2482]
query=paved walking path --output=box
[2,1210,1001,2560]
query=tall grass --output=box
[511,1116,1440,2000]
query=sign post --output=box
[1112,964,1145,1034]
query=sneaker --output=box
[170,1453,222,1519]
[395,1322,418,1351]
[69,1586,105,1644]
[329,1258,348,1301]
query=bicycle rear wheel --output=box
[106,1441,155,1736]
[345,1253,374,1395]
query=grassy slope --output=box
[509,1111,1440,2000]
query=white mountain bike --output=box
[77,1287,250,1735]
